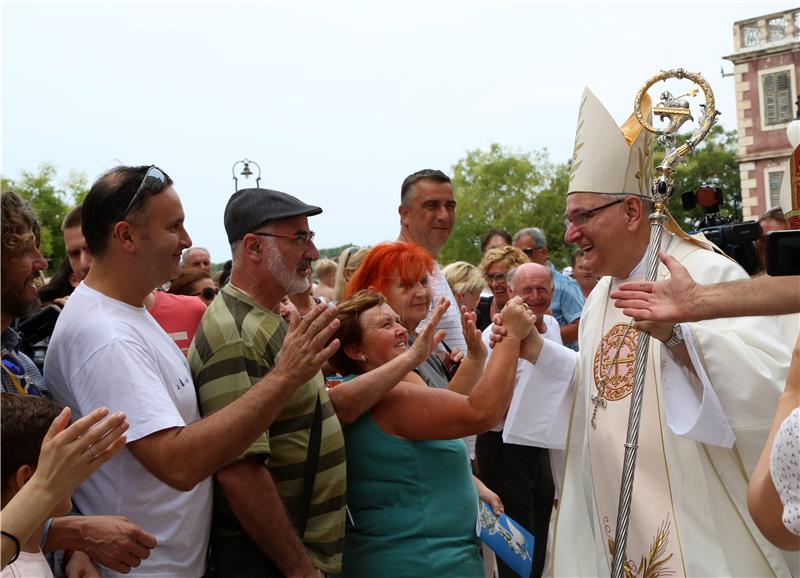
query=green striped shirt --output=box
[189,284,346,573]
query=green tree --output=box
[318,243,355,261]
[1,163,89,271]
[441,144,573,268]
[653,125,742,230]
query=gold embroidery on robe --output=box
[593,323,641,402]
[607,515,676,578]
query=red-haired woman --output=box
[345,242,479,392]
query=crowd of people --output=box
[1,85,797,578]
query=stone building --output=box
[723,8,799,219]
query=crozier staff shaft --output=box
[611,69,718,578]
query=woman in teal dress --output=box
[329,285,537,578]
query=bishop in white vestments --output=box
[503,88,794,577]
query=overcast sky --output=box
[2,0,793,261]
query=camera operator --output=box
[681,183,761,276]
[756,207,790,275]
[612,250,800,552]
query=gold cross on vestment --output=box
[601,354,635,370]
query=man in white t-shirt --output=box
[45,165,341,577]
[397,169,467,353]
[477,263,574,578]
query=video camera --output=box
[766,229,800,276]
[681,184,760,275]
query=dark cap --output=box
[224,188,322,243]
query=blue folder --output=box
[477,499,535,578]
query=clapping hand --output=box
[275,303,341,386]
[407,298,447,367]
[461,306,487,362]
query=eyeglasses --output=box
[520,247,545,257]
[484,272,508,283]
[123,166,168,218]
[252,231,316,245]
[564,198,624,228]
[1,353,44,397]
[193,287,218,301]
[518,286,551,297]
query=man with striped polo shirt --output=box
[190,188,346,577]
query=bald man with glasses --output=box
[512,227,584,350]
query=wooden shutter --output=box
[764,73,777,125]
[776,71,792,123]
[763,70,794,125]
[768,171,783,207]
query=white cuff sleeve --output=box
[661,323,735,448]
[502,339,577,449]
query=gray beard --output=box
[264,241,309,295]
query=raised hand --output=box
[274,303,341,386]
[407,298,447,366]
[611,253,699,323]
[461,306,487,362]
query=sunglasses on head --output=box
[122,166,169,218]
[1,353,44,397]
[194,287,218,301]
[342,246,359,270]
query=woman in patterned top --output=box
[748,336,800,550]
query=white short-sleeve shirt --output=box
[45,283,212,578]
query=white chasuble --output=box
[548,234,795,578]
[587,281,685,576]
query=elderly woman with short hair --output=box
[476,245,529,330]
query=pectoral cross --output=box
[591,379,607,429]
[591,337,635,429]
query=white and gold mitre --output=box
[567,87,653,197]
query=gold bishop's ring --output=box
[87,444,98,461]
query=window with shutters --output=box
[768,171,784,208]
[762,70,793,126]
